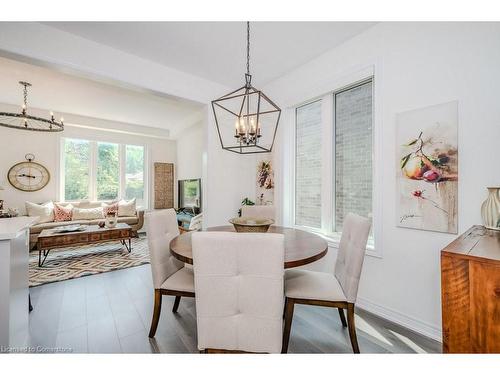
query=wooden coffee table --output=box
[36,223,132,267]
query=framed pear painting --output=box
[396,101,458,234]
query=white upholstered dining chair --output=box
[145,209,194,338]
[282,213,371,353]
[240,205,275,220]
[192,232,285,353]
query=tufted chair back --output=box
[192,232,285,353]
[145,209,184,289]
[334,213,371,303]
[240,205,275,221]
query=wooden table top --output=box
[38,223,131,238]
[170,225,328,269]
[441,225,500,263]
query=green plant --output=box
[241,197,255,206]
[238,197,255,216]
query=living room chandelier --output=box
[0,81,64,132]
[211,22,281,154]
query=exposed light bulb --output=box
[250,117,256,134]
[234,118,241,137]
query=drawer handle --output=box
[495,287,500,297]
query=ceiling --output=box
[0,56,203,138]
[43,22,376,88]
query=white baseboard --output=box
[356,297,442,343]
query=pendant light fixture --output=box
[211,22,281,154]
[0,81,64,132]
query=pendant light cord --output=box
[246,21,250,76]
[23,83,28,108]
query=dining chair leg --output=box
[282,298,295,353]
[149,289,162,338]
[347,303,360,353]
[338,308,347,327]
[172,296,181,313]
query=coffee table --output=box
[36,223,133,267]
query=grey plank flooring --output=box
[28,264,441,354]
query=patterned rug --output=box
[29,236,150,287]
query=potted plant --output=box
[238,197,255,217]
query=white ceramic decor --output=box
[105,213,118,228]
[481,187,500,230]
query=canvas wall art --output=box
[256,159,274,205]
[396,101,458,234]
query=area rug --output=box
[29,236,149,287]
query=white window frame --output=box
[283,65,383,258]
[60,137,148,208]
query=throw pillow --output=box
[54,203,73,222]
[25,201,54,224]
[79,200,103,209]
[117,198,136,217]
[102,202,119,216]
[72,206,104,220]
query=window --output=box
[125,145,145,207]
[295,100,322,228]
[61,138,147,207]
[293,78,373,241]
[334,81,373,232]
[63,139,90,201]
[97,142,119,200]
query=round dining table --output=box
[170,225,328,269]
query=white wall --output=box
[176,122,204,181]
[203,107,257,227]
[264,22,500,340]
[0,106,177,213]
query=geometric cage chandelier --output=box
[211,22,281,154]
[0,81,64,132]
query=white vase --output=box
[105,214,118,228]
[481,187,500,230]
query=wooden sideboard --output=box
[441,225,500,353]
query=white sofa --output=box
[28,200,144,250]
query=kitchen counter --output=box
[0,216,36,347]
[0,216,37,240]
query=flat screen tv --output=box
[178,178,202,214]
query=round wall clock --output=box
[8,154,50,192]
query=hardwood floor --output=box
[28,265,441,354]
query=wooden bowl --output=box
[229,217,275,233]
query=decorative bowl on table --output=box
[229,217,275,233]
[52,224,87,233]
